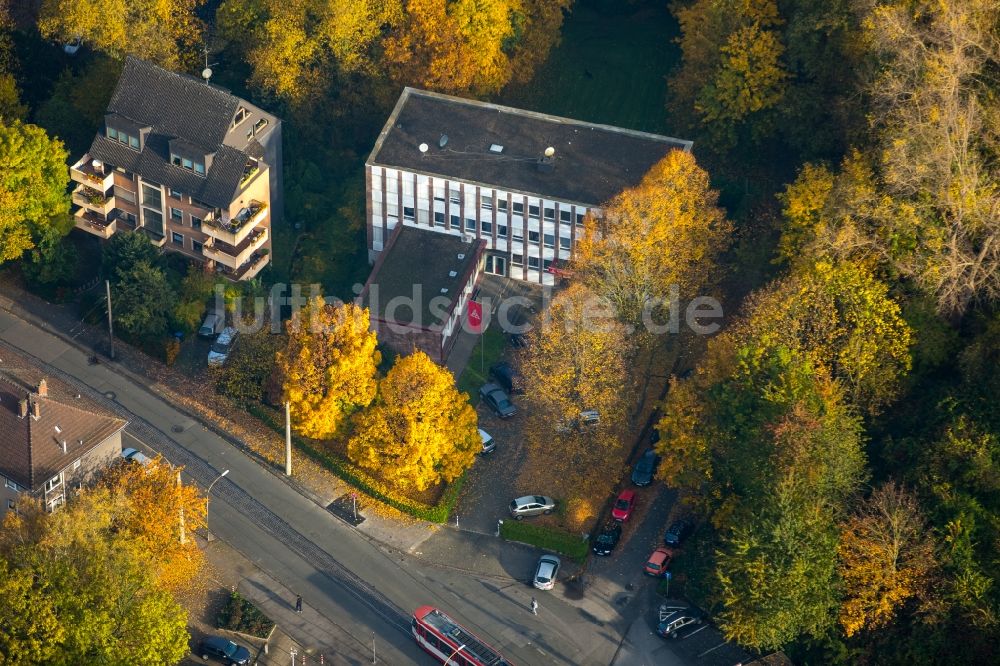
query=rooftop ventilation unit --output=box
[449,270,458,278]
[439,134,449,148]
[457,253,465,260]
[440,288,449,294]
[489,144,504,153]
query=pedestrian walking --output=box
[295,595,303,613]
[530,597,538,615]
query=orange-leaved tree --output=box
[99,456,207,593]
[347,351,478,492]
[837,482,936,637]
[276,297,381,440]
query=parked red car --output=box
[644,547,674,576]
[611,489,636,521]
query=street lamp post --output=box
[205,469,229,542]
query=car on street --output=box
[644,547,674,577]
[532,554,561,590]
[489,361,523,395]
[611,489,636,521]
[664,518,694,547]
[479,428,496,454]
[198,636,251,665]
[509,495,556,520]
[121,447,151,465]
[592,522,622,556]
[631,448,660,486]
[657,612,703,639]
[480,382,516,418]
[198,312,224,338]
[207,327,238,367]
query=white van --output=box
[479,429,496,454]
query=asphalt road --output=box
[0,306,630,665]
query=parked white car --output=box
[479,428,495,454]
[207,327,238,367]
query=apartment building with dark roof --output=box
[70,56,283,281]
[366,88,691,286]
[0,355,127,513]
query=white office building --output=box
[365,88,692,286]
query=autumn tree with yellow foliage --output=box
[99,456,207,593]
[575,150,731,329]
[347,351,479,492]
[217,0,403,104]
[39,0,206,69]
[837,482,936,637]
[0,487,192,663]
[276,297,381,440]
[670,0,788,147]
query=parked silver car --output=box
[533,554,561,590]
[207,327,238,367]
[509,495,556,520]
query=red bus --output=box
[411,606,514,666]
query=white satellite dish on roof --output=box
[419,143,429,153]
[544,146,555,157]
[202,67,213,82]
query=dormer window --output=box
[233,106,248,128]
[107,126,139,150]
[170,152,206,177]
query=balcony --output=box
[202,226,269,270]
[137,227,167,247]
[72,185,115,215]
[74,209,116,239]
[219,250,269,281]
[70,155,114,191]
[203,200,268,246]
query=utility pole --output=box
[105,280,115,359]
[285,401,292,476]
[177,471,186,545]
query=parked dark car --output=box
[198,636,251,665]
[480,383,516,418]
[592,522,623,556]
[631,448,660,486]
[664,518,694,547]
[489,361,523,394]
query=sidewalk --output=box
[183,536,377,666]
[0,271,548,579]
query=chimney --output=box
[61,441,67,454]
[18,398,28,418]
[37,379,48,397]
[31,400,40,420]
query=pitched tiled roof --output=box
[87,56,257,208]
[368,88,694,207]
[0,355,126,491]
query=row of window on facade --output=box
[391,209,576,250]
[381,190,590,226]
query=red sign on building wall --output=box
[467,300,483,334]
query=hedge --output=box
[216,591,275,638]
[246,404,464,523]
[500,520,590,563]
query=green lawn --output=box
[499,0,681,134]
[500,520,590,564]
[456,324,508,399]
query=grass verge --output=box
[500,520,590,564]
[246,404,464,523]
[456,324,508,398]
